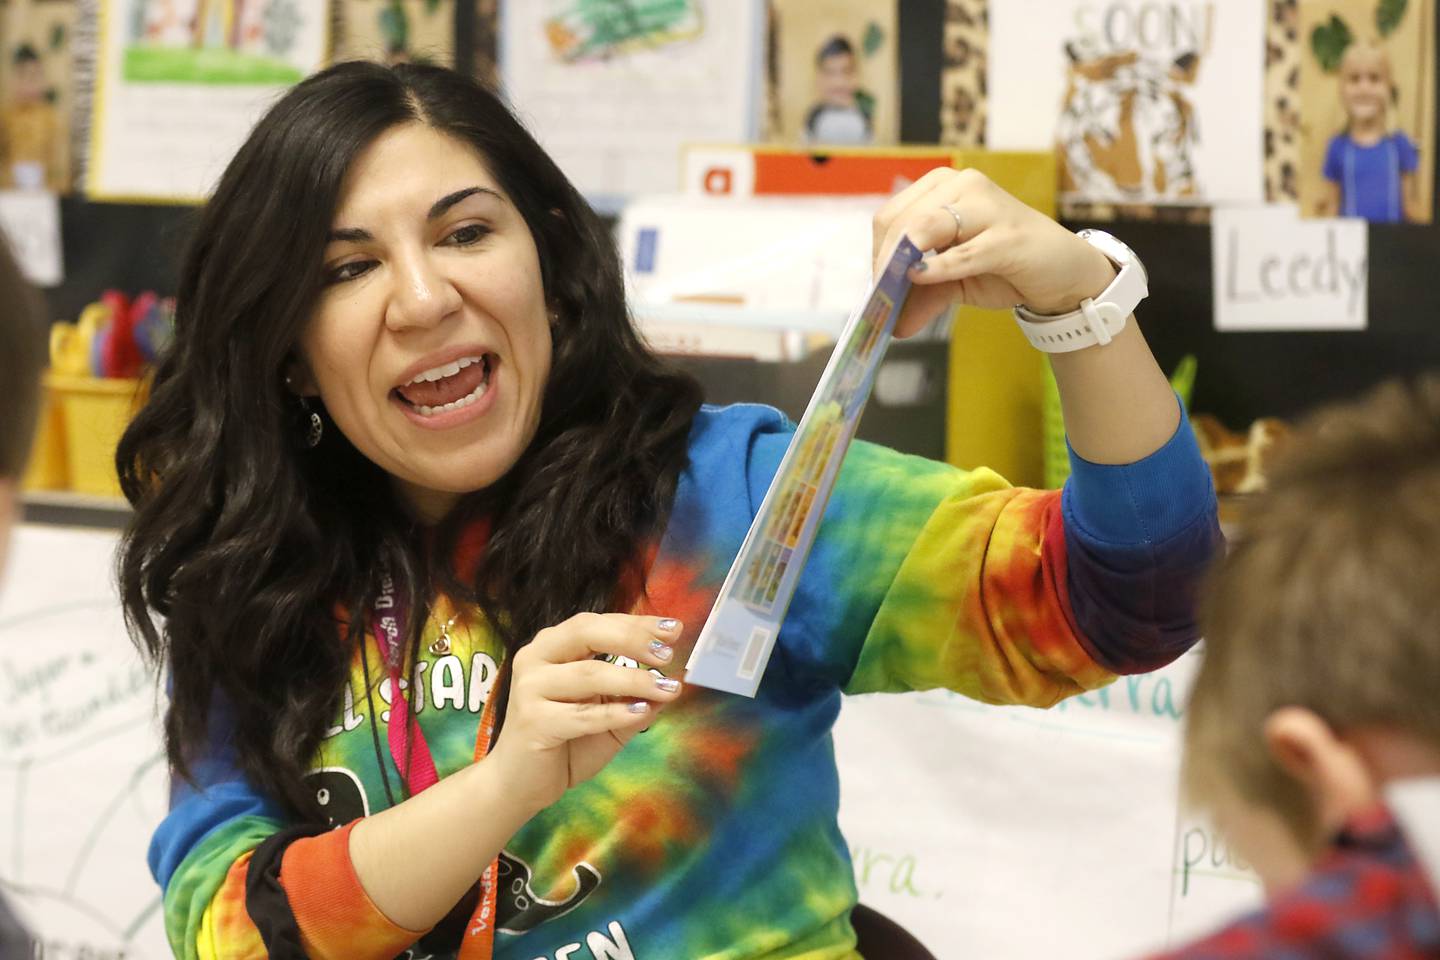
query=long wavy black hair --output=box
[116,61,702,818]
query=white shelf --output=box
[632,302,848,334]
[24,490,130,512]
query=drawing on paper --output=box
[1055,34,1208,202]
[543,0,704,63]
[331,0,456,68]
[122,0,314,83]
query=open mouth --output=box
[393,354,495,417]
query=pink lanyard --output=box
[370,573,500,959]
[371,570,440,794]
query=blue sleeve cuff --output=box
[148,780,283,888]
[1062,396,1215,546]
[147,685,284,889]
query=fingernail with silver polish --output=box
[655,677,680,693]
[650,639,674,661]
[657,618,681,632]
[628,700,651,714]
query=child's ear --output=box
[1263,707,1379,838]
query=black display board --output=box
[1068,220,1440,426]
[36,0,1440,429]
[43,197,195,324]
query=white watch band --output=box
[1013,299,1129,353]
[1012,229,1148,354]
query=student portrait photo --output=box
[1299,0,1435,224]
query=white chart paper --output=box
[834,649,1263,957]
[0,525,169,959]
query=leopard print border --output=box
[940,0,987,147]
[1264,0,1301,204]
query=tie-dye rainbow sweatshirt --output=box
[149,402,1221,960]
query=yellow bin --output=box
[21,377,69,491]
[48,374,148,498]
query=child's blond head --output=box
[1340,41,1394,82]
[1338,41,1398,127]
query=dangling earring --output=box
[285,373,323,448]
[301,397,323,448]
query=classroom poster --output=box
[767,0,899,146]
[500,0,762,202]
[331,0,455,67]
[988,0,1266,208]
[87,0,328,200]
[0,0,79,192]
[1297,0,1435,223]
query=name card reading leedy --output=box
[1212,205,1367,332]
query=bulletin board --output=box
[40,0,1440,429]
[919,0,1440,429]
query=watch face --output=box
[1079,229,1147,286]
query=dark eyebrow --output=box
[428,186,502,220]
[328,227,372,243]
[327,187,503,244]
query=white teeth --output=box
[410,378,489,418]
[409,355,482,385]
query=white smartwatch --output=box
[1012,229,1148,353]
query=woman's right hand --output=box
[487,613,684,814]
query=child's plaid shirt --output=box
[1146,806,1440,959]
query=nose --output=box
[384,248,462,333]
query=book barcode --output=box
[738,626,771,680]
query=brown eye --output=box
[327,260,376,284]
[445,224,490,246]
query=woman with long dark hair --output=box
[122,61,1219,959]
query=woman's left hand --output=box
[872,167,1120,338]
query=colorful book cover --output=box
[685,236,920,697]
